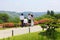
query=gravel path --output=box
[0,25,42,39]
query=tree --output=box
[47,10,50,15]
[50,10,54,16]
[0,13,9,23]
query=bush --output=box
[0,20,3,24]
[0,24,3,28]
[0,13,9,22]
[3,23,14,28]
[38,18,53,24]
[34,21,39,25]
[40,24,47,30]
[14,23,21,27]
[41,24,47,28]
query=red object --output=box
[38,19,50,24]
[34,21,39,25]
[4,23,14,27]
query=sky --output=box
[0,0,60,12]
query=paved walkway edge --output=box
[0,25,43,39]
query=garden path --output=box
[0,25,45,39]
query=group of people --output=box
[20,13,34,27]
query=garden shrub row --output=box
[0,23,21,28]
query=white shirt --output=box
[20,15,24,20]
[28,15,31,19]
[24,19,28,23]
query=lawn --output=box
[1,28,60,40]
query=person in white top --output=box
[20,13,24,27]
[24,17,28,27]
[28,14,31,26]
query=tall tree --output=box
[47,10,50,15]
[50,10,54,16]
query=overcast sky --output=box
[0,0,60,12]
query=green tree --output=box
[47,10,50,15]
[50,10,54,16]
[0,13,9,23]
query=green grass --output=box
[0,28,60,40]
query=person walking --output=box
[31,14,34,26]
[20,13,24,27]
[28,14,31,26]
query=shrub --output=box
[38,18,53,24]
[0,20,3,24]
[40,24,47,30]
[3,23,14,28]
[34,21,39,25]
[0,24,3,28]
[14,23,21,27]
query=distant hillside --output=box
[0,11,19,17]
[0,11,46,18]
[0,11,60,18]
[21,12,46,17]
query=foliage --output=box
[40,24,47,30]
[47,10,54,16]
[14,17,20,23]
[3,23,14,28]
[0,20,3,24]
[14,23,21,27]
[0,13,9,22]
[54,13,60,19]
[0,13,20,24]
[34,20,39,25]
[47,10,50,15]
[38,18,53,24]
[38,11,60,31]
[35,14,55,21]
[8,16,20,23]
[50,10,54,16]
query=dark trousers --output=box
[24,23,27,27]
[28,19,31,26]
[21,20,24,27]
